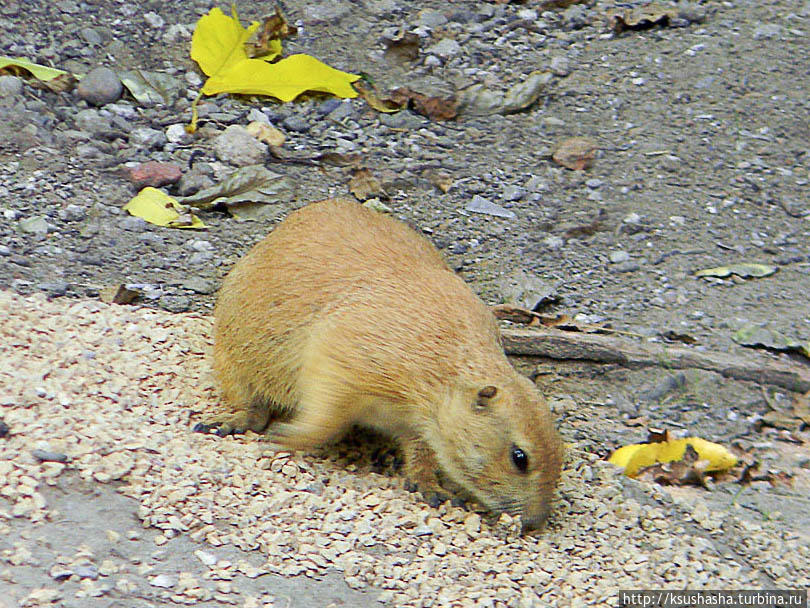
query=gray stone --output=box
[188,251,214,265]
[59,204,86,222]
[0,75,23,97]
[585,178,603,189]
[465,195,516,219]
[753,24,781,40]
[0,245,10,256]
[165,123,192,144]
[549,56,571,77]
[38,282,69,296]
[609,250,630,264]
[143,11,165,28]
[379,111,425,130]
[181,277,216,294]
[327,101,354,122]
[76,67,123,107]
[176,172,214,197]
[79,27,103,45]
[130,127,167,150]
[282,115,309,133]
[544,235,564,250]
[502,185,525,202]
[74,109,110,134]
[426,39,461,58]
[303,1,351,22]
[118,216,147,232]
[214,125,267,166]
[416,9,448,28]
[19,216,52,235]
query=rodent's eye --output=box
[510,446,528,473]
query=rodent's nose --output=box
[520,503,552,534]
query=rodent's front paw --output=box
[404,479,455,508]
[192,421,242,437]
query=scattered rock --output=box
[0,75,23,97]
[76,67,123,107]
[126,161,183,189]
[465,195,516,219]
[19,216,52,235]
[214,125,268,166]
[129,127,167,150]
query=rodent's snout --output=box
[520,501,553,534]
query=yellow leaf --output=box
[123,188,206,229]
[609,437,738,477]
[202,54,359,102]
[190,6,259,78]
[0,55,69,81]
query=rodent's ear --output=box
[474,385,498,410]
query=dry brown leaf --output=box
[99,284,140,305]
[636,444,709,487]
[383,32,420,65]
[540,0,588,8]
[389,88,458,121]
[29,72,77,93]
[608,5,676,33]
[246,6,297,58]
[354,81,407,113]
[552,137,598,170]
[422,168,453,193]
[349,168,386,201]
[562,209,606,238]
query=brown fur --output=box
[207,199,563,530]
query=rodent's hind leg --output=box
[401,435,454,508]
[193,399,272,437]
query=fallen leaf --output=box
[694,263,777,279]
[99,284,141,305]
[123,187,206,229]
[119,69,182,106]
[422,168,454,193]
[552,137,598,170]
[659,330,697,345]
[541,0,588,8]
[30,73,77,93]
[245,6,293,59]
[191,6,259,79]
[202,54,360,102]
[458,70,552,116]
[608,5,676,33]
[348,168,387,201]
[179,164,294,220]
[0,55,70,82]
[354,81,407,114]
[187,7,358,132]
[609,436,738,478]
[389,88,458,121]
[383,31,420,64]
[562,208,607,238]
[731,325,809,358]
[245,121,286,147]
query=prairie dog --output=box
[200,199,563,531]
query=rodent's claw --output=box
[423,490,452,508]
[192,421,242,437]
[450,497,467,509]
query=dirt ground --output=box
[1,0,809,606]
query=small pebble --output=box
[465,195,516,219]
[76,67,123,107]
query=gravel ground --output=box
[1,0,809,606]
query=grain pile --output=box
[1,290,807,607]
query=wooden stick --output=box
[501,328,810,393]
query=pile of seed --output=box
[1,290,807,607]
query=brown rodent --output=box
[200,198,563,531]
